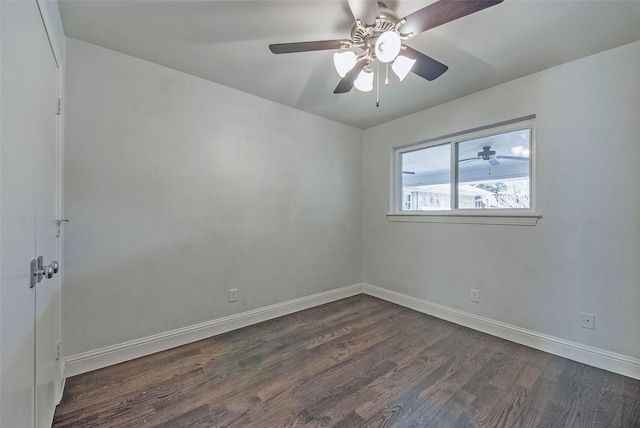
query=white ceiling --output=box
[58,0,640,129]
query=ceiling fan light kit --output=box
[269,0,504,103]
[333,50,358,77]
[329,5,414,94]
[391,54,416,82]
[373,30,402,63]
[354,67,374,92]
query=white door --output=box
[34,5,62,427]
[0,1,62,427]
[0,2,39,425]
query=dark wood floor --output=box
[53,295,640,427]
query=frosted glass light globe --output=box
[375,31,401,63]
[333,51,357,77]
[354,68,374,92]
[391,55,416,81]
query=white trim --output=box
[386,213,541,226]
[37,0,67,404]
[65,282,640,380]
[35,0,63,68]
[65,284,364,377]
[363,284,640,380]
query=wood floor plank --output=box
[461,344,540,427]
[621,376,640,427]
[53,295,640,428]
[225,309,418,427]
[396,337,512,427]
[355,326,479,422]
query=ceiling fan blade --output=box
[496,155,529,161]
[346,0,380,26]
[398,0,503,37]
[459,157,479,163]
[269,40,348,54]
[488,158,500,166]
[334,59,368,94]
[402,46,448,81]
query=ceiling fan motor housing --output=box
[479,146,496,159]
[350,3,403,58]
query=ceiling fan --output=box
[459,146,529,167]
[269,0,503,97]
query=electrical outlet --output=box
[229,288,238,302]
[470,289,479,303]
[581,312,595,330]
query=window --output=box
[392,118,539,224]
[401,143,451,211]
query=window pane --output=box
[456,129,530,209]
[401,143,451,211]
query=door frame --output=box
[35,0,66,404]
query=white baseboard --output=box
[65,283,364,377]
[363,283,640,380]
[65,282,640,380]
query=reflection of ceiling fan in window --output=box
[459,146,529,167]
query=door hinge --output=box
[56,218,69,237]
[55,342,61,360]
[56,98,62,115]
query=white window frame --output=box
[388,117,541,225]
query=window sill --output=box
[386,212,541,226]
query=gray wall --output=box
[63,39,363,356]
[65,36,640,364]
[363,41,640,359]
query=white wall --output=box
[63,38,363,356]
[363,41,640,360]
[65,35,640,371]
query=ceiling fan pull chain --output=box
[385,63,390,86]
[376,61,380,107]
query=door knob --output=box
[44,263,55,279]
[30,257,59,287]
